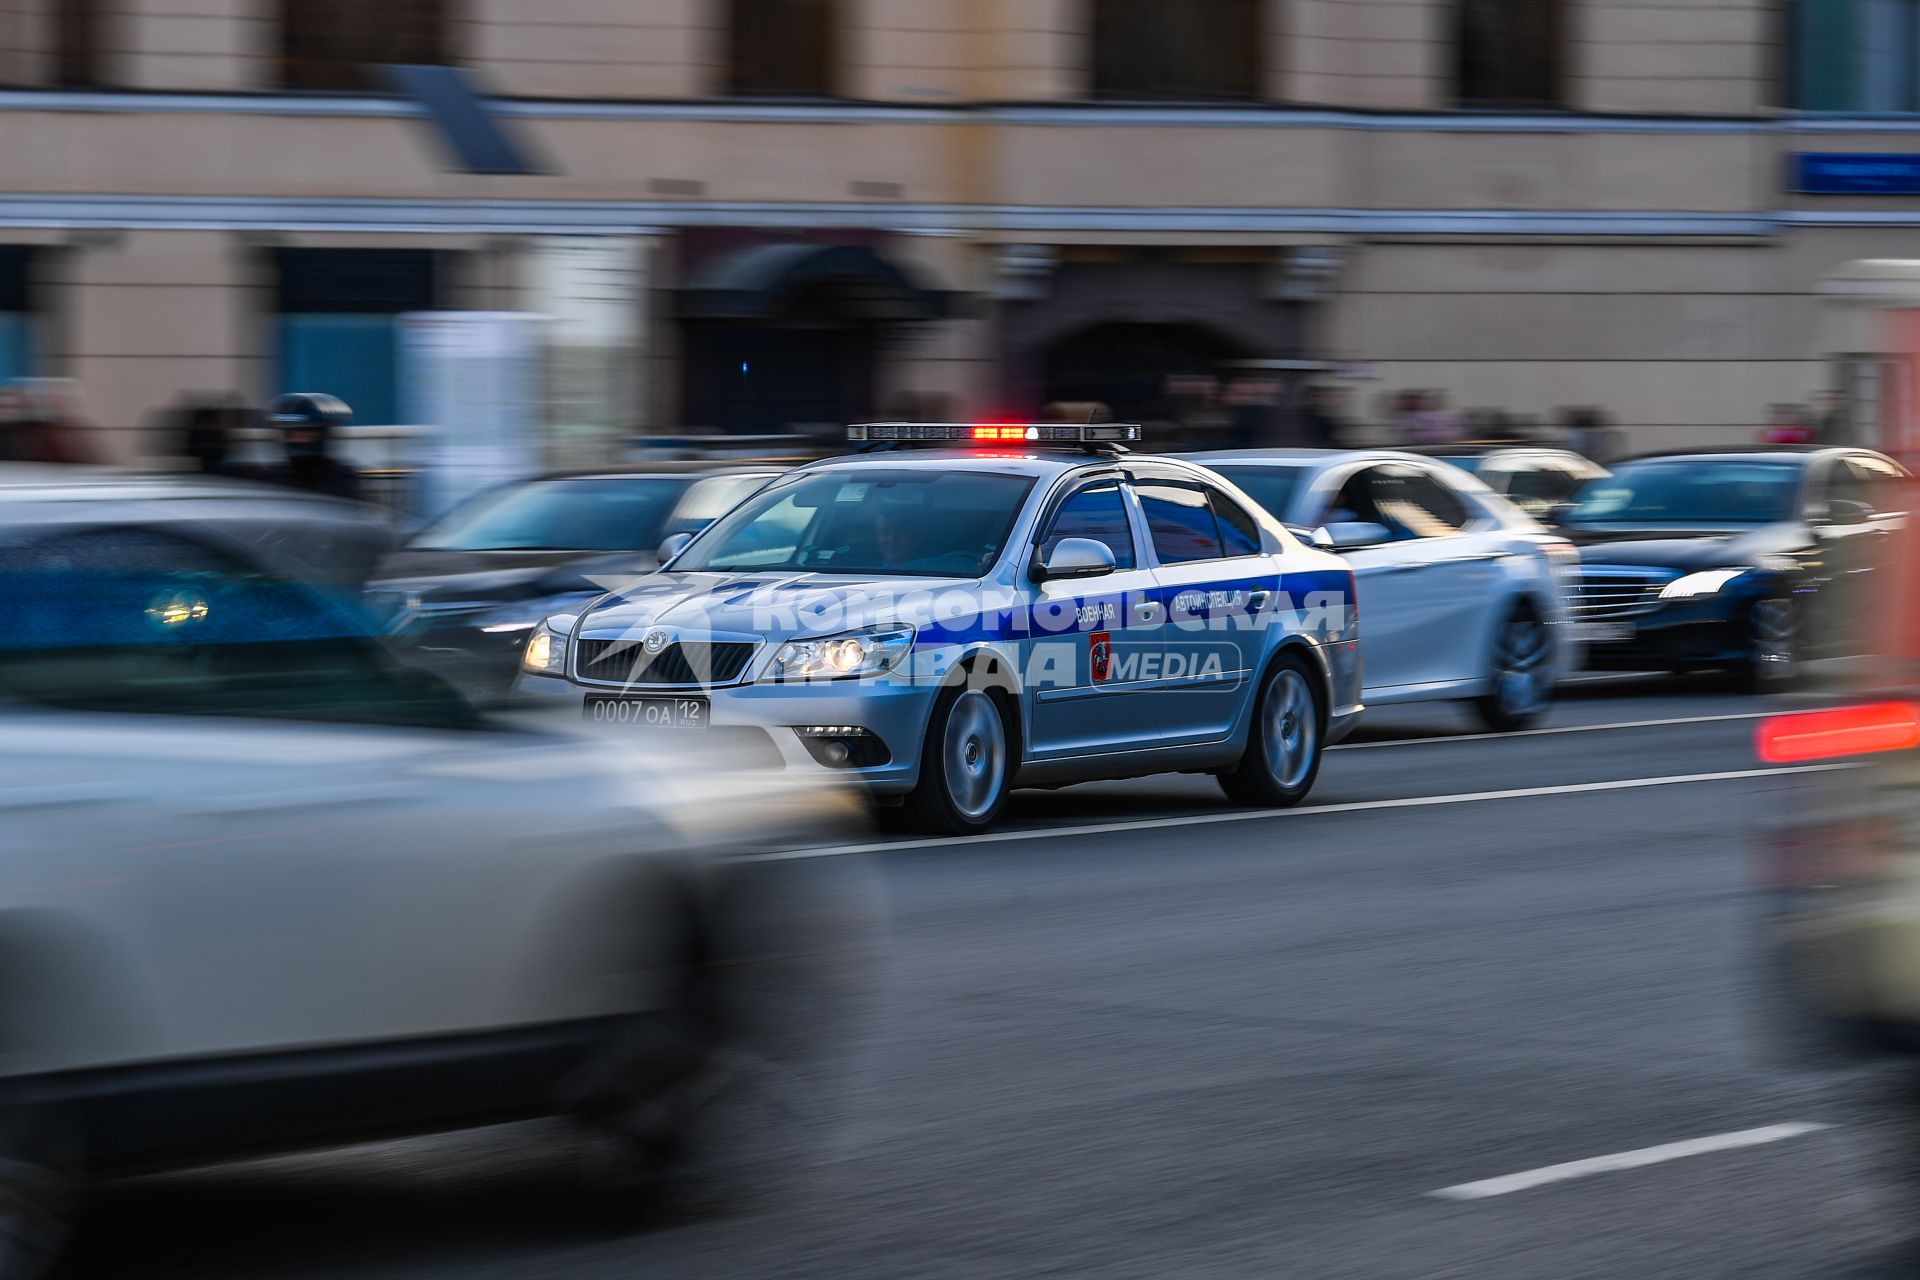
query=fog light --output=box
[792,725,891,769]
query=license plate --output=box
[584,696,709,729]
[1572,622,1635,645]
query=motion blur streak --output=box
[1758,702,1920,763]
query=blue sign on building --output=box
[1793,153,1920,195]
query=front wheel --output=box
[1475,606,1554,732]
[1218,653,1324,808]
[898,685,1013,835]
[1738,595,1801,694]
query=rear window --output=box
[1,529,478,728]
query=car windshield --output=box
[412,477,694,552]
[661,472,774,538]
[1565,460,1803,526]
[674,468,1036,578]
[1209,465,1307,523]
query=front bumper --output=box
[512,672,938,794]
[1577,590,1762,673]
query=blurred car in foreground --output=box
[371,467,780,700]
[0,477,865,1278]
[0,462,394,589]
[1758,505,1920,1193]
[1181,448,1578,731]
[1405,442,1609,518]
[1553,447,1909,690]
[518,423,1364,834]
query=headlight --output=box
[521,620,568,677]
[763,625,916,682]
[478,592,598,635]
[1658,568,1749,600]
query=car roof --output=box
[1175,447,1447,471]
[1400,442,1585,459]
[0,463,362,508]
[1612,447,1823,466]
[530,464,784,483]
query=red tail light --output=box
[1757,702,1920,764]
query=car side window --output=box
[1209,488,1263,557]
[1849,455,1911,518]
[1504,463,1582,509]
[1366,465,1469,540]
[1135,480,1226,564]
[1040,481,1137,571]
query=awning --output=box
[679,243,946,322]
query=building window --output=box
[280,0,453,92]
[0,248,33,384]
[1455,0,1565,107]
[728,0,836,97]
[274,249,443,426]
[1794,0,1920,110]
[1091,0,1262,100]
[56,0,109,87]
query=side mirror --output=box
[1317,522,1393,551]
[1826,498,1873,527]
[1034,536,1118,582]
[1299,526,1336,552]
[656,531,695,564]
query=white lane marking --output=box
[1428,1122,1833,1201]
[1332,711,1774,751]
[750,763,1851,861]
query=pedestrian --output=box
[1226,376,1280,449]
[1760,402,1815,446]
[4,380,93,464]
[1813,389,1853,446]
[266,392,363,501]
[1301,383,1346,449]
[1406,390,1462,445]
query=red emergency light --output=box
[848,422,1143,447]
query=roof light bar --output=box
[848,422,1143,445]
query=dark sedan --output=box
[1557,447,1908,690]
[371,466,779,700]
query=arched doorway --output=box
[679,243,943,436]
[1042,322,1249,424]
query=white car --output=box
[1181,449,1580,730]
[0,468,865,1276]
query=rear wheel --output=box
[898,684,1013,836]
[1474,605,1554,732]
[1218,652,1324,808]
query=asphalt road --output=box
[57,674,1913,1279]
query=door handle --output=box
[1136,601,1162,621]
[1247,589,1272,610]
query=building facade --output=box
[0,0,1916,458]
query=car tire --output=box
[1738,594,1801,695]
[571,860,876,1219]
[0,1107,78,1280]
[898,682,1014,836]
[1218,651,1324,808]
[1474,604,1554,732]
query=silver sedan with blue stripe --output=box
[515,430,1364,834]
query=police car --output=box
[516,424,1364,834]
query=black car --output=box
[371,466,780,699]
[1557,447,1909,689]
[1407,443,1609,518]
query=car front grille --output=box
[574,637,759,687]
[1569,570,1678,621]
